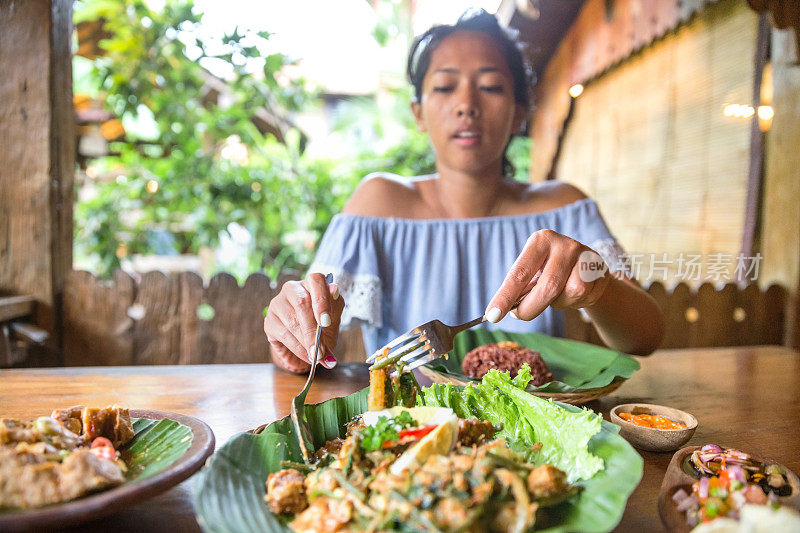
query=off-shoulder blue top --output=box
[309,197,627,357]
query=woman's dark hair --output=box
[406,9,533,177]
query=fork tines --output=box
[366,330,435,374]
[389,344,434,375]
[365,329,421,364]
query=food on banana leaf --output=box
[196,358,640,533]
[264,363,605,531]
[265,406,579,532]
[0,405,134,510]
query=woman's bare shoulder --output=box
[342,173,431,217]
[519,180,589,212]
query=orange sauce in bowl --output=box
[618,412,686,430]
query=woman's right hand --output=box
[264,272,345,373]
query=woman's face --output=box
[411,30,525,178]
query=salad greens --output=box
[423,364,604,483]
[359,411,417,452]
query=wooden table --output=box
[2,345,799,532]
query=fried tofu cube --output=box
[265,468,308,515]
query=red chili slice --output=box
[91,437,114,449]
[398,424,438,440]
[90,446,116,461]
[380,425,439,449]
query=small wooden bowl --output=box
[610,403,697,452]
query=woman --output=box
[265,10,664,373]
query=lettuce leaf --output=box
[422,364,604,483]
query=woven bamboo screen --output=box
[554,1,758,285]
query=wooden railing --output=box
[565,282,788,348]
[0,295,48,366]
[63,270,790,366]
[64,270,365,366]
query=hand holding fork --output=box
[265,272,344,373]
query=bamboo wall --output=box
[61,270,787,367]
[528,0,722,186]
[554,1,758,283]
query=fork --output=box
[366,296,525,375]
[366,314,486,375]
[290,272,333,464]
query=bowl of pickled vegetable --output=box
[610,403,697,452]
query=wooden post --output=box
[760,27,800,348]
[0,0,75,364]
[739,13,771,265]
[49,0,76,363]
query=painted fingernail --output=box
[332,286,340,300]
[485,307,502,323]
[509,309,519,320]
[322,354,337,369]
[320,313,331,327]
[306,346,317,363]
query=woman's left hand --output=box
[484,229,612,322]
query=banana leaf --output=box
[125,417,194,480]
[426,328,640,393]
[193,387,643,533]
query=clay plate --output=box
[0,409,215,532]
[658,445,800,532]
[610,403,697,452]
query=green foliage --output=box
[73,0,344,278]
[508,135,532,182]
[330,86,436,178]
[72,0,528,280]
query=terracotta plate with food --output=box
[195,359,643,532]
[658,444,800,532]
[0,406,214,531]
[418,329,640,404]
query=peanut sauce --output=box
[619,412,686,430]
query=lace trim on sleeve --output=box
[589,238,632,279]
[308,265,383,330]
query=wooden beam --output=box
[792,267,800,349]
[10,322,50,345]
[49,0,76,364]
[0,296,35,323]
[739,13,771,265]
[760,27,800,348]
[0,1,51,323]
[0,324,12,367]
